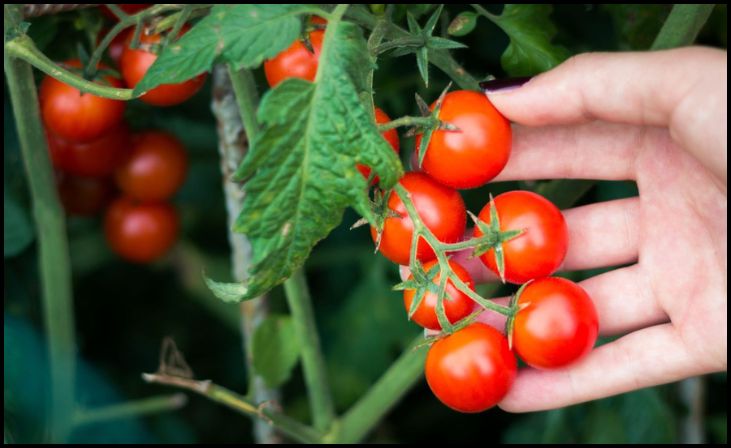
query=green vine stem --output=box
[73,394,188,427]
[283,270,336,432]
[377,115,437,132]
[651,4,715,50]
[4,4,76,442]
[142,373,322,444]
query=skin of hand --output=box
[404,47,727,412]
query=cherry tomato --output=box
[57,173,114,216]
[120,27,207,106]
[370,172,466,266]
[40,60,126,143]
[47,124,130,177]
[264,30,324,87]
[104,196,179,263]
[415,90,511,189]
[513,277,598,369]
[474,190,568,284]
[115,131,188,201]
[99,27,132,66]
[309,16,328,26]
[357,107,400,183]
[426,323,517,413]
[403,260,475,331]
[100,4,151,21]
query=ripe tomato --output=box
[100,4,150,21]
[120,27,207,106]
[57,173,114,216]
[415,90,511,189]
[513,277,598,369]
[371,172,466,266]
[47,124,130,177]
[426,323,517,413]
[39,60,126,143]
[403,260,475,331]
[474,190,567,284]
[104,196,179,263]
[357,107,400,183]
[115,131,188,201]
[264,30,324,87]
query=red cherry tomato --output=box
[100,4,150,21]
[40,60,126,143]
[415,90,511,189]
[474,190,568,284]
[264,30,324,87]
[513,277,598,369]
[357,107,400,183]
[115,131,188,201]
[57,173,114,216]
[104,196,179,263]
[309,16,328,26]
[426,323,517,413]
[120,27,207,106]
[370,172,466,266]
[403,259,475,331]
[47,124,130,177]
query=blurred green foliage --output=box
[4,4,727,444]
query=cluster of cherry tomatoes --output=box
[265,18,599,414]
[39,5,206,263]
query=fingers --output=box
[493,121,651,182]
[485,48,720,129]
[499,324,703,412]
[560,197,640,272]
[578,265,667,336]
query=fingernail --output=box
[480,76,532,94]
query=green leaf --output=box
[4,192,33,257]
[427,36,468,50]
[203,276,250,303]
[252,315,300,388]
[487,5,570,76]
[448,11,478,37]
[231,22,403,301]
[135,5,311,95]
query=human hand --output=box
[407,47,727,412]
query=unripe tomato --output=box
[415,90,511,189]
[403,259,475,330]
[57,173,114,216]
[357,107,400,183]
[513,277,598,369]
[264,30,324,87]
[115,131,188,201]
[120,27,207,106]
[370,172,466,266]
[40,60,126,143]
[104,196,179,263]
[47,124,130,177]
[474,190,568,284]
[426,323,517,413]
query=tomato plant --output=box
[512,277,598,369]
[264,29,324,87]
[39,60,126,143]
[425,323,517,413]
[115,131,188,201]
[403,259,474,331]
[357,107,400,183]
[104,196,179,263]
[120,27,207,106]
[371,172,466,266]
[415,90,511,189]
[99,27,131,66]
[474,190,568,284]
[47,124,129,177]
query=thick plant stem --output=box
[651,4,715,50]
[4,5,75,442]
[142,374,322,444]
[334,338,428,443]
[283,270,336,432]
[212,65,281,443]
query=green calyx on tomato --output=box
[469,195,524,283]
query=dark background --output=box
[4,4,727,443]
